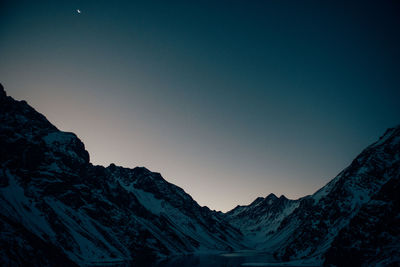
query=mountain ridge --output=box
[0,84,244,266]
[1,83,399,266]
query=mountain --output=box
[324,172,400,266]
[226,125,400,265]
[226,193,299,248]
[0,84,244,266]
[1,83,399,266]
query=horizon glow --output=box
[1,0,399,211]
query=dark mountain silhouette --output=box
[0,84,243,266]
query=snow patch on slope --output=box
[0,171,55,239]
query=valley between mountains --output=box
[1,83,399,266]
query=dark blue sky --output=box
[1,0,399,211]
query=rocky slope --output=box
[226,124,400,265]
[271,125,400,263]
[324,168,400,266]
[0,84,243,266]
[226,193,299,248]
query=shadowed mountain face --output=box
[1,83,399,266]
[0,84,244,266]
[226,125,400,265]
[226,194,300,248]
[324,170,400,266]
[272,126,400,264]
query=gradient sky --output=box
[1,0,399,211]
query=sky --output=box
[1,0,399,211]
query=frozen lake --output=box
[150,250,317,267]
[102,250,319,266]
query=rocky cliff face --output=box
[0,84,243,266]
